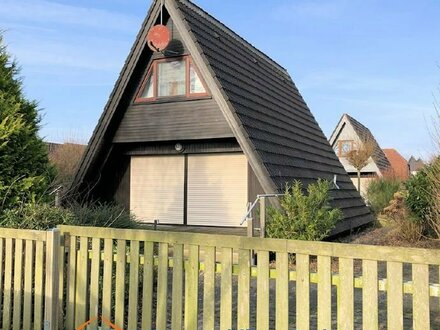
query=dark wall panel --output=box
[113,98,233,142]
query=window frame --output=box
[337,140,355,157]
[134,55,209,103]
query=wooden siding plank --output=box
[141,241,154,330]
[362,259,378,330]
[338,257,354,330]
[412,264,430,330]
[296,253,310,330]
[202,246,216,330]
[128,240,140,329]
[317,255,331,330]
[276,252,289,330]
[23,240,34,330]
[387,261,403,330]
[75,236,89,326]
[34,240,44,330]
[2,238,13,329]
[115,239,126,328]
[238,249,250,330]
[66,235,77,329]
[12,239,23,330]
[257,250,270,330]
[172,243,184,330]
[89,238,101,330]
[220,247,233,330]
[184,244,199,330]
[102,238,113,330]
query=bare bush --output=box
[49,141,85,188]
[346,137,376,191]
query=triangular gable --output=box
[329,114,391,175]
[71,0,373,229]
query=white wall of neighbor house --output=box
[350,175,376,197]
[332,121,380,174]
[129,153,248,227]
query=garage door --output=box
[130,156,184,224]
[187,153,248,226]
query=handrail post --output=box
[45,228,60,330]
[259,196,266,238]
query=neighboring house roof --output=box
[329,113,391,175]
[408,156,425,172]
[71,0,372,229]
[383,148,410,180]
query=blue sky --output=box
[1,0,439,159]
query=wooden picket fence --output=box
[0,225,439,329]
[0,228,59,330]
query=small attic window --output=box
[135,56,208,103]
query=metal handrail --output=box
[240,193,284,225]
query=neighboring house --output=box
[408,156,425,175]
[329,114,391,196]
[70,0,372,232]
[383,149,410,180]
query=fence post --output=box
[45,228,60,330]
[259,196,266,238]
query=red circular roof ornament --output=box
[147,25,170,52]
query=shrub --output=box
[265,179,343,241]
[366,177,401,214]
[0,201,137,230]
[404,169,431,221]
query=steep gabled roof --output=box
[408,156,425,172]
[71,0,372,229]
[330,113,391,175]
[383,148,410,180]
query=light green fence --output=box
[56,225,440,330]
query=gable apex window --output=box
[135,56,208,102]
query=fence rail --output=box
[0,225,439,329]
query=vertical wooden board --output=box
[101,238,113,330]
[276,252,289,330]
[184,244,199,330]
[128,241,140,330]
[34,240,44,330]
[58,235,66,330]
[237,249,250,330]
[3,238,13,329]
[75,236,89,326]
[141,242,154,330]
[257,250,269,330]
[172,244,184,330]
[44,229,60,330]
[23,240,34,330]
[338,258,354,330]
[362,259,378,330]
[114,239,126,328]
[296,253,310,330]
[66,235,77,329]
[0,239,3,318]
[88,238,101,330]
[317,255,331,330]
[412,264,430,330]
[156,243,169,330]
[203,246,216,330]
[387,261,403,330]
[12,239,23,330]
[220,247,233,330]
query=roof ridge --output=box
[176,0,289,76]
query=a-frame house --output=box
[329,113,391,195]
[70,0,372,232]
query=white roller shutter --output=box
[187,153,248,226]
[130,156,184,224]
